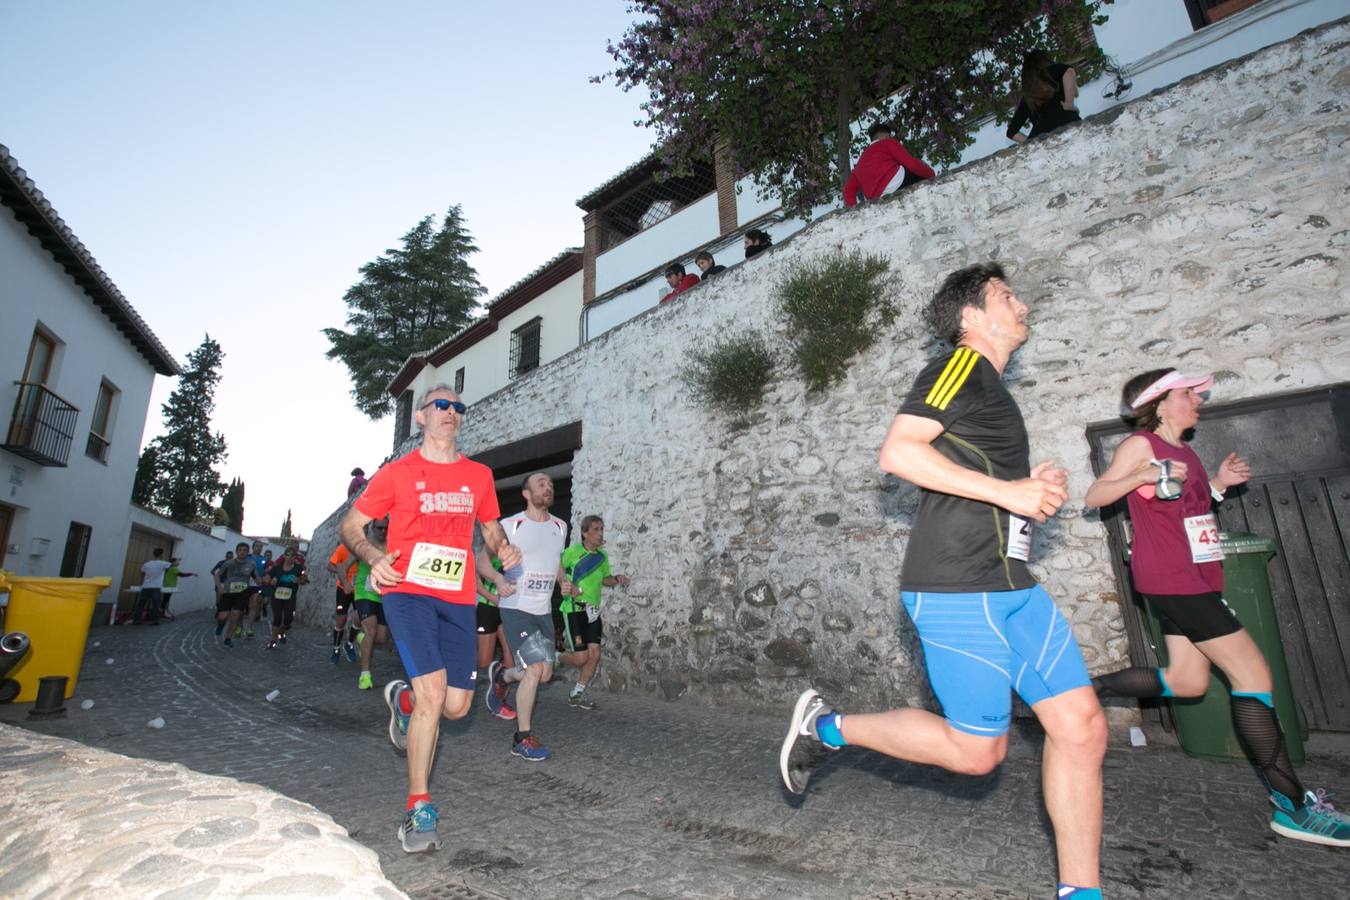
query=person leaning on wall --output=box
[1007,50,1081,144]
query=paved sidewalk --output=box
[2,612,1345,899]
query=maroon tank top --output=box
[1125,430,1223,596]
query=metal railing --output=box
[3,382,79,467]
[85,431,110,463]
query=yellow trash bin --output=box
[0,572,110,702]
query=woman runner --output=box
[1086,368,1348,847]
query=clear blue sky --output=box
[2,1,654,537]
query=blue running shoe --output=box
[384,680,411,751]
[214,622,224,638]
[329,647,340,665]
[511,733,552,761]
[1270,788,1350,847]
[222,638,234,649]
[485,661,504,717]
[344,641,357,663]
[398,800,440,853]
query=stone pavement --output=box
[1,612,1346,899]
[0,724,406,899]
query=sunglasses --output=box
[421,398,466,413]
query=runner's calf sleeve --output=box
[1231,692,1303,804]
[1092,666,1167,698]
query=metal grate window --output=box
[393,390,413,448]
[598,161,716,252]
[454,367,464,394]
[509,317,542,380]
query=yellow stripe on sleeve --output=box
[923,347,980,410]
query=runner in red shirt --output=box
[340,384,521,855]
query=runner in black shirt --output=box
[779,263,1107,900]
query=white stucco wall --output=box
[594,191,721,296]
[0,206,160,603]
[122,508,288,615]
[409,270,583,407]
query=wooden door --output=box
[119,527,174,617]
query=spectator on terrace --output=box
[1007,51,1080,143]
[695,252,726,280]
[744,229,772,260]
[842,122,935,207]
[660,263,701,304]
[348,467,367,497]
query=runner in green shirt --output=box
[474,547,517,721]
[160,558,195,620]
[354,519,392,690]
[558,515,629,710]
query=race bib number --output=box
[1007,515,1033,562]
[585,604,600,624]
[274,587,292,600]
[1184,514,1224,564]
[520,571,556,606]
[228,581,247,594]
[407,543,468,591]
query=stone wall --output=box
[0,724,405,898]
[310,19,1349,714]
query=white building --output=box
[0,144,179,615]
[385,249,582,447]
[578,0,1342,342]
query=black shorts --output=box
[335,587,354,613]
[476,602,501,635]
[561,610,603,651]
[354,599,386,626]
[217,592,249,613]
[1144,592,1242,643]
[271,597,296,627]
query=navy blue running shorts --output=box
[381,592,477,688]
[354,599,386,627]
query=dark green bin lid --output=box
[1219,532,1277,555]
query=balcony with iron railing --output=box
[2,382,80,467]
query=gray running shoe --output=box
[567,692,597,710]
[398,800,440,853]
[384,680,411,751]
[780,689,836,795]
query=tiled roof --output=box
[576,151,662,210]
[0,144,180,376]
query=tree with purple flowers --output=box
[600,1,1110,216]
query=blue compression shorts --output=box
[381,592,477,689]
[901,586,1091,736]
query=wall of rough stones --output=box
[308,19,1349,715]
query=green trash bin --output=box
[1143,532,1304,766]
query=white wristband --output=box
[1210,485,1225,503]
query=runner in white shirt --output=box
[486,472,575,761]
[135,549,173,625]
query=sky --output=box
[1,1,656,538]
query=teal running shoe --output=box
[1270,788,1350,847]
[398,800,440,853]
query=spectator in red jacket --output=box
[660,263,701,304]
[842,122,935,207]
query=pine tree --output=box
[221,478,245,532]
[324,206,486,418]
[280,509,293,539]
[140,336,229,523]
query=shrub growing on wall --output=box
[683,331,776,415]
[778,251,894,392]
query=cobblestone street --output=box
[3,612,1346,899]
